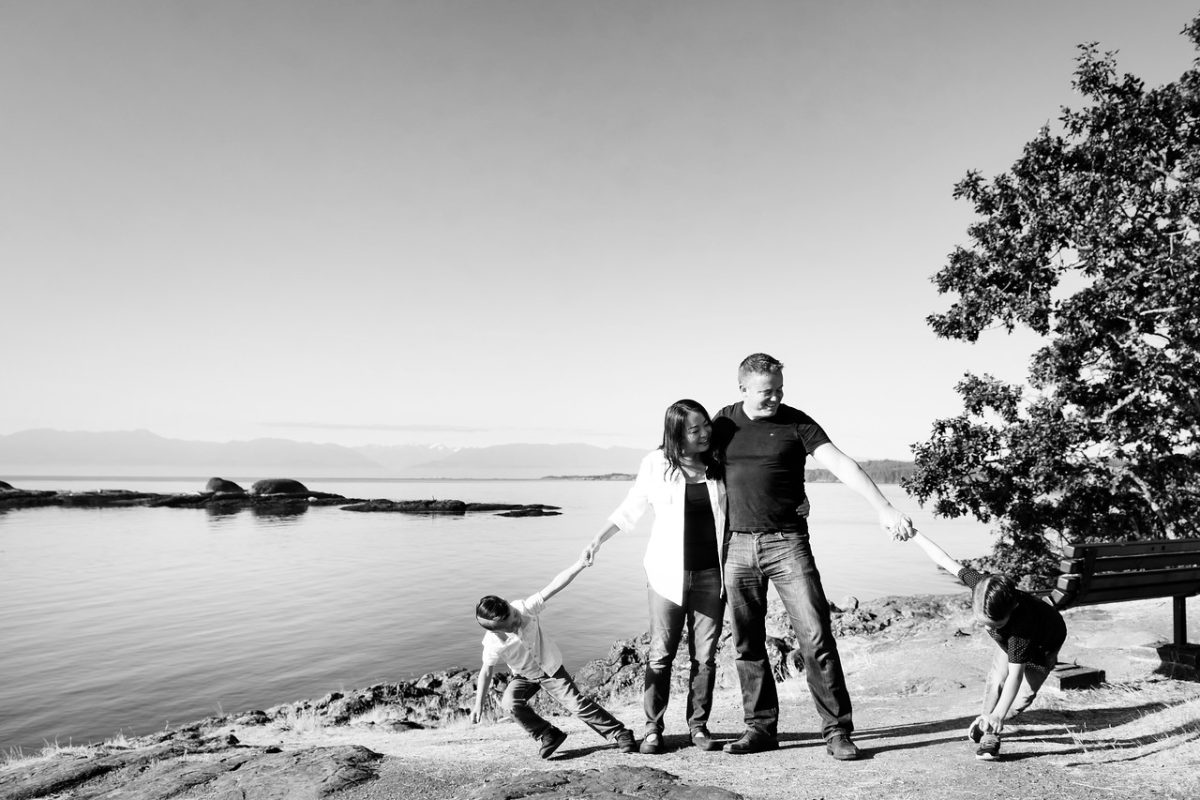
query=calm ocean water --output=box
[0,476,995,754]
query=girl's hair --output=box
[972,575,1018,623]
[660,398,722,480]
[475,595,509,623]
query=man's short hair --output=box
[475,595,509,623]
[738,352,784,382]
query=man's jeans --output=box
[724,529,853,739]
[501,666,627,741]
[644,567,725,735]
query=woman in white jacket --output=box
[583,399,727,755]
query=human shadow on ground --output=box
[853,700,1199,761]
[555,730,830,758]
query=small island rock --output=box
[251,478,309,495]
[205,477,246,494]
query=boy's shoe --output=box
[639,731,663,755]
[825,731,861,761]
[723,730,779,754]
[975,733,1001,761]
[539,727,567,759]
[691,727,723,752]
[967,718,984,744]
[615,729,637,754]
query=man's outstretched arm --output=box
[811,442,915,539]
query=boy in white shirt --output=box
[471,557,637,759]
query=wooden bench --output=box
[1051,537,1200,679]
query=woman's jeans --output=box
[724,530,852,740]
[644,567,725,735]
[502,666,627,741]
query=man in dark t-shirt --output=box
[712,353,916,761]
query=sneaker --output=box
[975,733,1001,761]
[723,730,779,755]
[539,727,567,759]
[691,727,722,752]
[639,731,663,755]
[825,731,861,761]
[615,729,637,754]
[966,718,984,744]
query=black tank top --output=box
[683,481,719,571]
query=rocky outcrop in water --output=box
[251,478,310,495]
[204,477,245,493]
[0,479,560,518]
[341,499,561,516]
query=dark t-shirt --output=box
[958,567,1068,671]
[713,402,832,532]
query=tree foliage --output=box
[904,16,1200,584]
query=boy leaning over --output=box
[471,557,637,759]
[909,532,1068,761]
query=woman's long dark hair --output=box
[660,398,722,480]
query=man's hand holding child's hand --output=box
[880,508,916,542]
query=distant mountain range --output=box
[0,429,649,479]
[0,429,915,482]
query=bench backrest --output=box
[1051,538,1200,609]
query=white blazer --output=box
[607,449,728,606]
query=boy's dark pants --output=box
[502,666,626,741]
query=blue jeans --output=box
[724,529,852,740]
[644,567,725,735]
[501,666,628,741]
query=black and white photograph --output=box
[2,2,1198,798]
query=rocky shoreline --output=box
[0,593,968,800]
[3,592,1198,800]
[0,478,561,517]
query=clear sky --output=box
[3,1,1197,457]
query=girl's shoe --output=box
[967,718,984,743]
[975,733,1001,761]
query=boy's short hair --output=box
[475,595,509,625]
[973,574,1018,623]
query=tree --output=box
[904,15,1200,586]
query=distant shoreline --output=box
[547,459,917,484]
